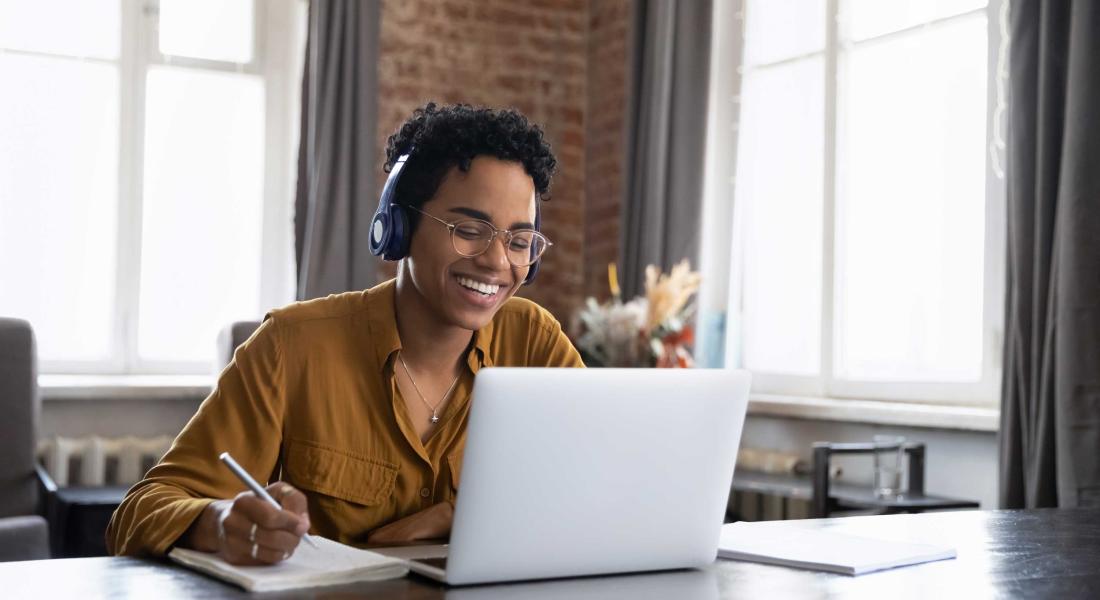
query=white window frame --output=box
[705,0,1007,408]
[35,0,303,376]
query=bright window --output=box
[724,0,1005,404]
[0,0,304,373]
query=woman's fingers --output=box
[215,487,310,564]
[222,516,301,552]
[222,530,292,565]
[269,482,309,516]
[267,482,311,536]
[253,526,303,553]
[234,492,304,533]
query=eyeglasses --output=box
[409,206,552,267]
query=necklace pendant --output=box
[431,413,440,424]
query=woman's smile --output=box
[451,272,508,309]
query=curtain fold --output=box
[1000,0,1100,509]
[620,0,713,299]
[295,0,381,300]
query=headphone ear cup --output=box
[371,153,413,261]
[369,205,410,260]
[369,211,390,257]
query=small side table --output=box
[38,465,127,557]
[811,441,979,518]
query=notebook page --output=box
[169,536,408,591]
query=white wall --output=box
[41,396,1000,510]
[41,396,203,440]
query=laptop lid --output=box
[444,368,750,585]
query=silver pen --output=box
[219,451,319,549]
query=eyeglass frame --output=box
[407,205,553,267]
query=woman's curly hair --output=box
[383,102,557,231]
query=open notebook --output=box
[168,536,408,592]
[718,521,956,576]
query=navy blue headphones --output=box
[369,152,543,285]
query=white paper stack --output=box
[718,521,956,576]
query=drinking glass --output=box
[872,435,906,498]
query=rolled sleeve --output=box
[106,316,287,556]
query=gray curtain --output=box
[620,0,713,299]
[1000,0,1100,509]
[295,0,381,300]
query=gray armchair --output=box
[0,318,49,561]
[217,320,262,371]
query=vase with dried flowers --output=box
[573,260,701,368]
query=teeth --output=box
[457,276,500,296]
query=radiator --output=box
[729,489,814,521]
[37,435,174,487]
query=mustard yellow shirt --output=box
[106,279,584,556]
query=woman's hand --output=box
[365,502,453,546]
[183,482,311,565]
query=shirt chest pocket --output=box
[283,440,398,507]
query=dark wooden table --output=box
[2,508,1098,599]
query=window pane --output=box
[0,0,120,59]
[0,54,119,362]
[139,66,265,363]
[844,0,987,42]
[835,16,987,381]
[744,0,825,66]
[159,0,253,63]
[736,58,824,375]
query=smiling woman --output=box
[106,103,585,564]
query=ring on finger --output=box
[249,523,258,543]
[251,542,259,560]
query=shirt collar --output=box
[470,317,495,372]
[367,280,403,373]
[367,279,495,374]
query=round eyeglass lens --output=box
[449,220,548,267]
[451,221,494,256]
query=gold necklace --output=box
[398,353,461,424]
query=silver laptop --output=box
[376,367,751,586]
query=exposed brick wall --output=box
[375,0,631,324]
[584,0,632,303]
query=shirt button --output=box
[420,487,431,498]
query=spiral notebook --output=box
[168,536,408,592]
[718,521,956,576]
